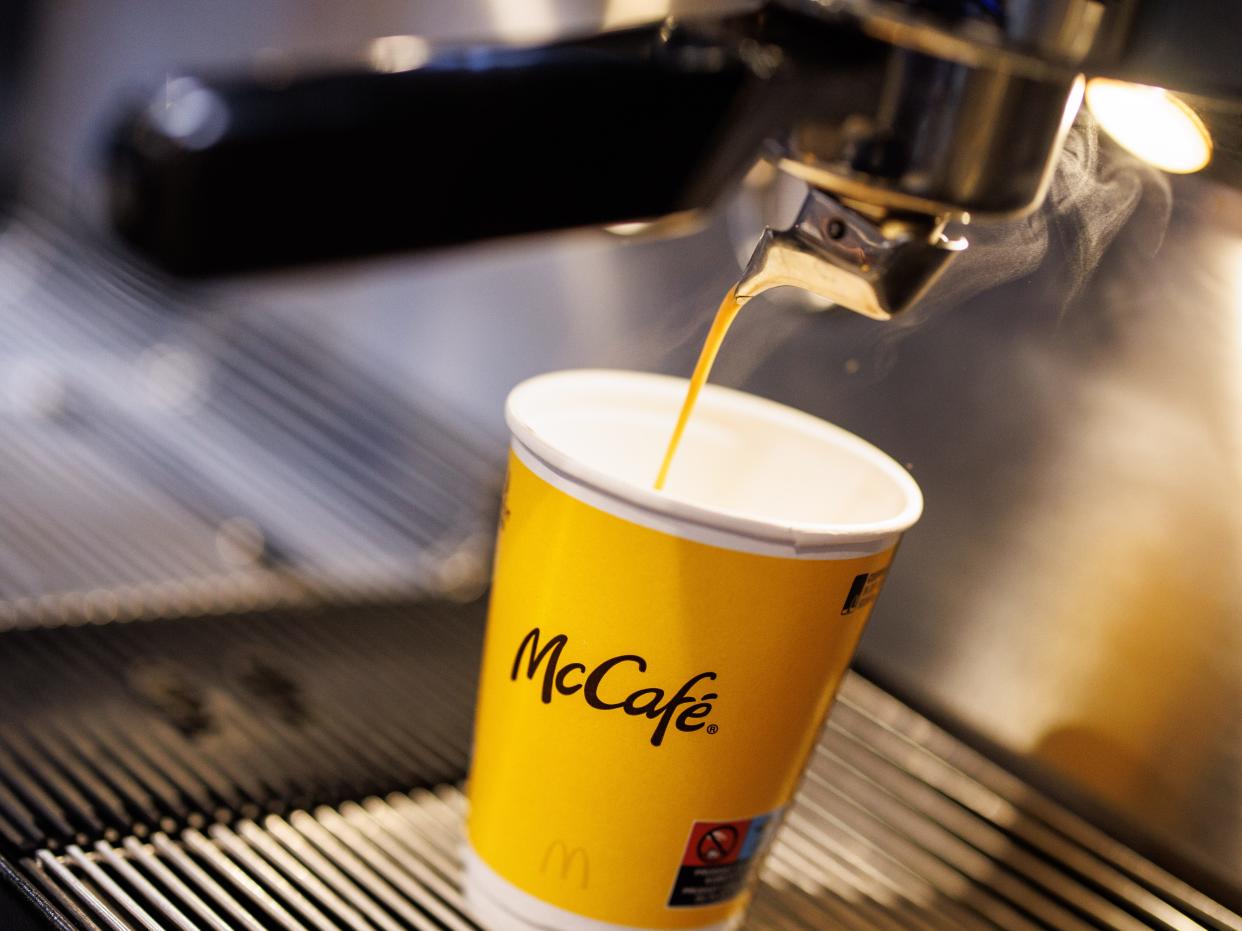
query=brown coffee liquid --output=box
[654,286,746,490]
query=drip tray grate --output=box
[0,209,502,627]
[21,676,1242,930]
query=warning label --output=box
[841,568,887,614]
[667,811,780,908]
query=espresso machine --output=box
[1,1,1241,928]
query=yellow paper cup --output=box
[465,370,922,931]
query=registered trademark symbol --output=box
[706,724,719,735]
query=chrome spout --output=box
[735,187,967,319]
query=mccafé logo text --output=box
[511,628,717,747]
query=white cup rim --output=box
[505,369,923,558]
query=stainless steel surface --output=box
[747,0,1092,320]
[21,675,1242,930]
[771,3,1088,221]
[0,209,498,625]
[4,0,1242,912]
[736,187,965,318]
[1087,0,1242,98]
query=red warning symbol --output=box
[681,820,748,867]
[697,825,738,862]
[670,811,781,908]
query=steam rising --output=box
[703,114,1173,387]
[911,113,1172,318]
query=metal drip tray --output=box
[17,675,1241,931]
[0,210,501,627]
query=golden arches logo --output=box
[541,840,589,889]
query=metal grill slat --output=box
[28,737,1242,931]
[262,813,409,931]
[234,819,381,931]
[147,833,267,931]
[0,209,498,628]
[94,841,201,931]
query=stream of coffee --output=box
[654,286,748,490]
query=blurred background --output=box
[2,0,1242,926]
